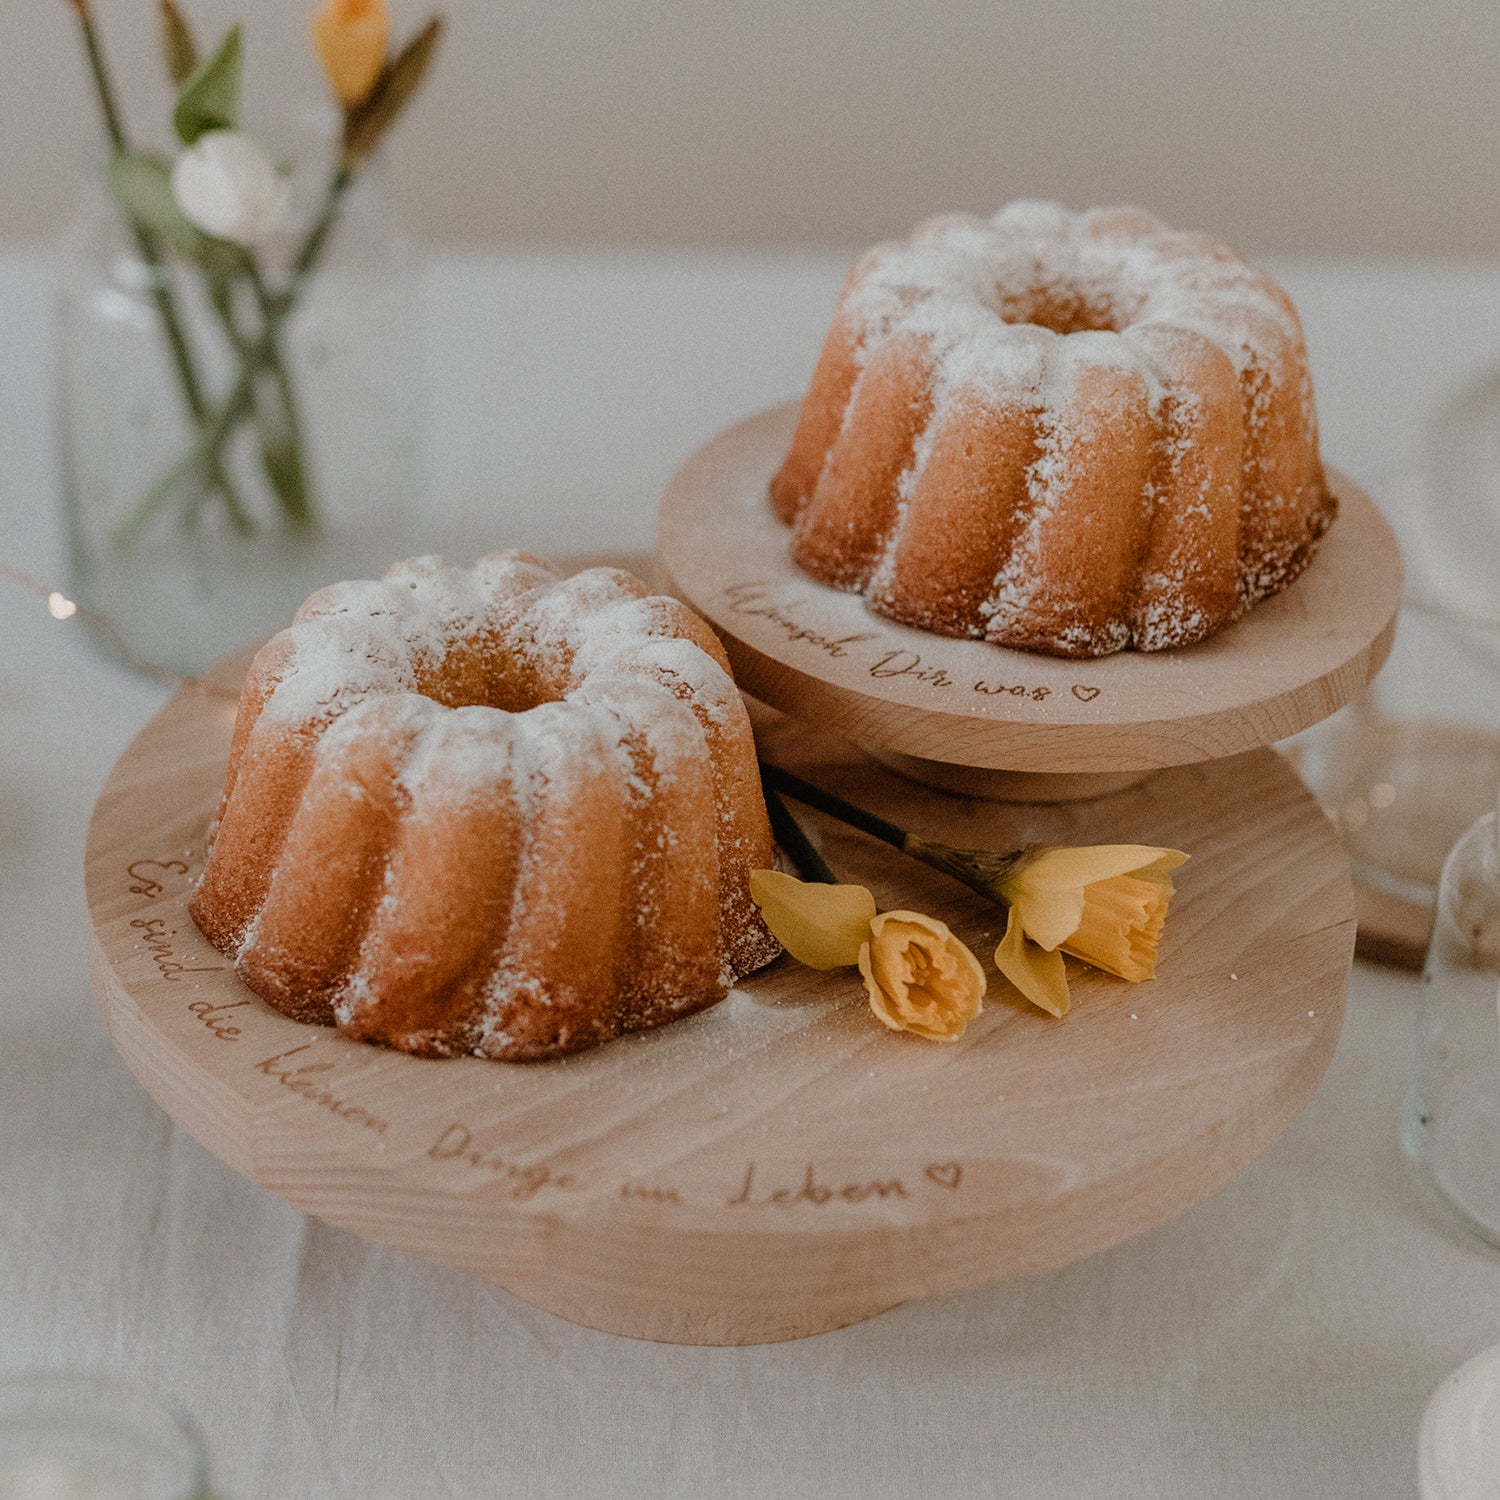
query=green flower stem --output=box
[118,339,276,554]
[114,382,258,550]
[292,163,354,288]
[71,0,251,530]
[76,2,199,418]
[185,273,255,532]
[242,256,314,526]
[72,0,127,147]
[758,762,1031,906]
[196,260,312,530]
[761,783,839,885]
[117,159,359,549]
[129,165,360,546]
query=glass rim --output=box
[0,1369,210,1495]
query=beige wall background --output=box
[7,0,1494,255]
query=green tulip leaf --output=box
[159,0,199,88]
[343,17,442,162]
[173,24,241,145]
[107,150,209,260]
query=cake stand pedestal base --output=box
[867,751,1149,803]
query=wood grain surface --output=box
[84,553,1355,1346]
[657,404,1403,786]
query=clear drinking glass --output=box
[1413,366,1500,625]
[0,1374,209,1500]
[1287,414,1500,967]
[1291,603,1500,964]
[1403,806,1500,1247]
[1419,1341,1500,1500]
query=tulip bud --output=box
[311,0,390,109]
[170,130,292,247]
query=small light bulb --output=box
[47,591,78,620]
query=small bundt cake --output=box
[771,201,1337,658]
[190,553,781,1061]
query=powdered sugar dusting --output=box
[202,551,777,1062]
[843,201,1300,396]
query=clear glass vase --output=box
[1403,807,1500,1247]
[56,112,427,679]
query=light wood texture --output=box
[866,752,1151,804]
[658,403,1403,793]
[1351,881,1432,971]
[84,558,1355,1345]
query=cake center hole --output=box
[1013,291,1124,335]
[419,641,566,714]
[989,268,1147,336]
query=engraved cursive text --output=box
[724,582,877,658]
[728,1161,909,1208]
[427,1122,578,1200]
[253,1045,389,1135]
[126,858,189,899]
[129,915,226,983]
[187,998,251,1041]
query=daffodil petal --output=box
[1061,867,1180,981]
[748,869,875,969]
[994,904,1071,1017]
[1011,845,1188,892]
[1132,851,1190,881]
[1010,886,1088,952]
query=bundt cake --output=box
[189,553,781,1061]
[771,201,1337,658]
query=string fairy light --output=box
[0,559,238,699]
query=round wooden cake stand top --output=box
[658,403,1403,801]
[85,578,1354,1347]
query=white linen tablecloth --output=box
[4,248,1500,1499]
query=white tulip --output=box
[170,130,292,248]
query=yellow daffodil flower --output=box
[992,845,1188,1017]
[749,871,986,1041]
[859,910,986,1042]
[311,0,389,109]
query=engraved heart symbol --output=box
[924,1162,962,1190]
[1071,684,1101,703]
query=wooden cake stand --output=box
[658,403,1403,801]
[86,549,1355,1347]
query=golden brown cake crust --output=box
[772,201,1336,659]
[189,554,780,1061]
